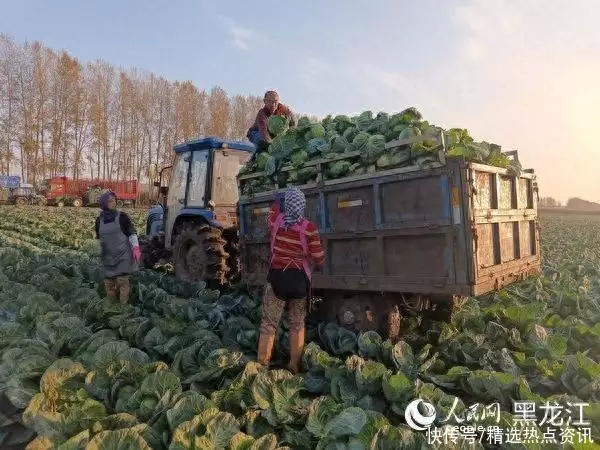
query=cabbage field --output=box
[0,206,599,449]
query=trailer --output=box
[237,132,541,339]
[40,176,139,207]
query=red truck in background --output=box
[40,176,139,207]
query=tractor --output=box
[140,137,253,285]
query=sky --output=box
[1,0,599,203]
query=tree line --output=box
[0,35,265,186]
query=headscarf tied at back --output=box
[99,192,117,223]
[283,187,306,229]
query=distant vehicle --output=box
[0,183,46,205]
[39,176,139,207]
[0,175,21,189]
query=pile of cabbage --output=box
[239,107,521,195]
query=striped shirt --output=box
[267,204,325,270]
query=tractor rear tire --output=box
[139,235,161,269]
[223,228,240,282]
[173,223,229,285]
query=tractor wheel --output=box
[222,227,240,282]
[15,197,28,206]
[37,197,47,206]
[73,198,83,208]
[139,235,159,269]
[173,223,229,285]
[116,199,124,208]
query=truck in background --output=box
[0,176,46,205]
[39,176,139,207]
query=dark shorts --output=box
[267,268,309,301]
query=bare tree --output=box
[208,86,230,138]
[0,36,267,183]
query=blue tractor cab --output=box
[142,137,254,284]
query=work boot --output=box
[116,276,130,304]
[257,331,276,367]
[103,278,117,301]
[287,327,305,374]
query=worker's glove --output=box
[131,246,141,263]
[129,235,142,263]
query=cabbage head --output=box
[343,127,359,143]
[445,128,473,146]
[360,134,386,164]
[267,115,289,136]
[296,116,312,131]
[376,154,392,168]
[291,150,309,167]
[396,107,422,124]
[297,167,319,183]
[391,150,411,166]
[355,111,374,131]
[351,132,370,152]
[330,135,350,153]
[256,153,270,170]
[398,125,422,141]
[307,138,329,155]
[329,161,353,178]
[308,123,326,139]
[333,115,354,134]
[269,134,296,160]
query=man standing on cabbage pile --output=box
[247,90,296,152]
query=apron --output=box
[268,213,312,301]
[99,212,133,278]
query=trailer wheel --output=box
[318,293,401,342]
[173,222,229,286]
[428,295,464,322]
[72,198,83,208]
[37,197,47,206]
[57,200,65,207]
[139,235,162,269]
[116,199,124,208]
[15,197,28,206]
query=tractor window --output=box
[167,152,189,207]
[187,150,209,207]
[211,149,251,206]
